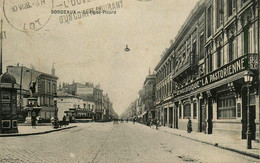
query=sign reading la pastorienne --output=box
[174,54,258,97]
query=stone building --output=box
[7,64,58,120]
[56,91,84,120]
[154,0,259,141]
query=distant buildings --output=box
[122,70,156,124]
[56,91,84,120]
[59,82,117,121]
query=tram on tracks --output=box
[64,108,93,122]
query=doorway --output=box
[208,98,213,134]
[169,107,173,128]
[174,105,178,129]
[164,108,167,126]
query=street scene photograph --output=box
[0,0,259,162]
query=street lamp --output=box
[53,92,59,129]
[244,71,253,149]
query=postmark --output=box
[0,31,7,40]
[3,0,54,32]
[54,0,123,24]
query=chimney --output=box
[51,63,55,76]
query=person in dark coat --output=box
[31,111,37,128]
[187,117,192,133]
[63,115,66,127]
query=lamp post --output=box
[244,71,253,149]
[53,92,59,129]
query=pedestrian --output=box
[63,115,66,127]
[51,117,55,127]
[154,118,158,130]
[31,112,37,129]
[66,115,70,125]
[148,119,152,127]
[187,117,192,133]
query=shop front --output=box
[172,54,259,140]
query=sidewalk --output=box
[157,126,260,159]
[0,124,77,137]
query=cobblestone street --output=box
[0,122,258,163]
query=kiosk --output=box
[0,72,20,133]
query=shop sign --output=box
[248,53,258,70]
[175,54,257,96]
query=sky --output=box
[1,0,199,115]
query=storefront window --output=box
[183,103,191,118]
[217,92,236,119]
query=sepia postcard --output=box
[0,0,259,162]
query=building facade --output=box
[155,0,259,141]
[59,82,117,121]
[7,65,58,120]
[56,91,84,120]
[143,73,156,122]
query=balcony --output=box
[173,53,196,79]
[173,53,258,97]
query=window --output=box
[46,97,49,106]
[199,64,205,76]
[248,27,254,53]
[217,92,236,119]
[199,34,205,60]
[183,51,186,64]
[243,26,254,54]
[209,54,213,72]
[229,38,237,62]
[217,48,223,68]
[47,82,51,93]
[207,6,212,38]
[52,84,56,94]
[192,42,196,64]
[193,102,197,119]
[183,103,191,118]
[227,0,233,17]
[216,0,224,29]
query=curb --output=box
[160,129,260,160]
[0,126,77,137]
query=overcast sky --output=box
[2,0,199,115]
